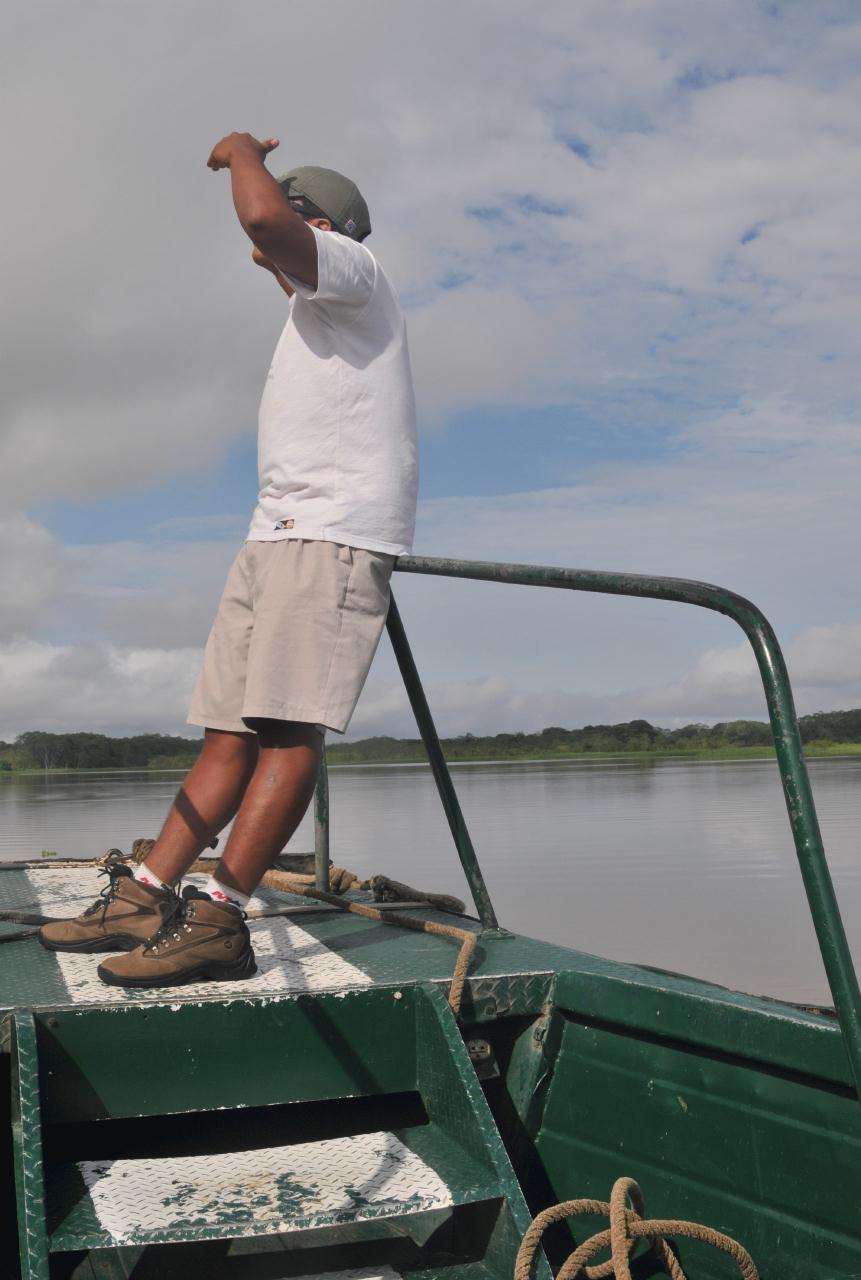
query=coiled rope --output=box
[515,1177,758,1280]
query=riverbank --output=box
[329,742,861,766]
[6,711,861,772]
[3,741,861,775]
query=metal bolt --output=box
[393,991,403,1000]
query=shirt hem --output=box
[245,526,410,556]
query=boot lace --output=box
[143,894,191,954]
[81,859,129,924]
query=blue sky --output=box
[34,404,676,544]
[1,1,860,740]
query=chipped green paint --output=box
[30,984,543,1267]
[10,1012,50,1280]
[273,1171,318,1210]
[528,968,861,1278]
[314,748,331,892]
[1,935,856,1271]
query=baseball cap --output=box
[277,165,371,241]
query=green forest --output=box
[2,708,861,771]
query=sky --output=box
[1,0,860,742]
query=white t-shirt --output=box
[247,226,418,556]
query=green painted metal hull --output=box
[493,967,861,1277]
[1,872,858,1278]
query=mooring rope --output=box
[515,1177,758,1280]
[259,871,477,1016]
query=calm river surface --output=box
[2,756,859,1005]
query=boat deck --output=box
[0,862,575,1018]
[3,862,859,1280]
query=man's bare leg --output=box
[143,727,259,885]
[212,719,322,898]
[93,720,322,985]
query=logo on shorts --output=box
[274,519,295,530]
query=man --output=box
[39,132,418,987]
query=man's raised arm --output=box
[207,131,318,288]
[251,246,295,298]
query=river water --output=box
[1,756,858,1005]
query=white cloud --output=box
[355,619,861,739]
[2,2,860,502]
[0,516,61,639]
[636,621,861,723]
[0,639,202,741]
[349,674,634,740]
[407,288,566,422]
[0,595,857,744]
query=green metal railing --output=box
[310,555,861,1093]
[374,555,861,1097]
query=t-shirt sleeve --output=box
[283,226,376,309]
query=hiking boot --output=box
[39,859,176,954]
[97,885,257,987]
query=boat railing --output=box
[312,555,861,1098]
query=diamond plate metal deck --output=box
[48,1126,499,1250]
[25,867,373,1004]
[0,862,583,1017]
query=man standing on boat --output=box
[39,132,418,986]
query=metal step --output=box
[10,984,549,1279]
[48,1125,502,1252]
[216,1267,501,1280]
[213,1263,505,1280]
[82,1249,509,1280]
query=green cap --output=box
[277,165,371,241]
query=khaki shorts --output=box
[187,539,394,735]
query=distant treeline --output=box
[0,732,204,772]
[2,709,861,771]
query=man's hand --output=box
[209,130,317,290]
[207,132,279,172]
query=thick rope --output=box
[515,1177,758,1280]
[260,873,478,1016]
[370,874,466,916]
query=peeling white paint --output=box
[77,1130,453,1245]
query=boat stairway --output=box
[7,981,548,1280]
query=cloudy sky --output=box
[1,0,859,742]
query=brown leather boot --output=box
[39,860,176,953]
[97,886,257,987]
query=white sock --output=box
[202,876,250,909]
[133,862,168,891]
